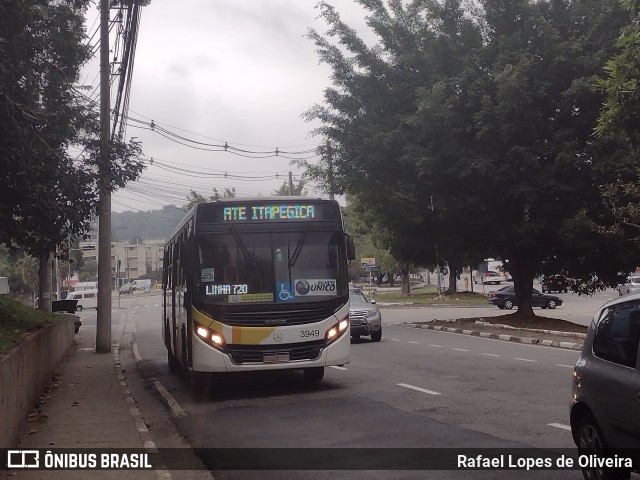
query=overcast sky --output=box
[82,1,372,213]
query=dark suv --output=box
[541,274,569,293]
[570,294,640,480]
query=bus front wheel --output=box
[303,367,324,382]
[168,349,180,373]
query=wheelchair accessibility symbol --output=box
[278,282,294,302]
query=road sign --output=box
[361,257,375,267]
[364,265,379,272]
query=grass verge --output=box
[0,296,63,354]
[370,288,489,306]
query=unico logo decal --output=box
[295,279,337,296]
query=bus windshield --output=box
[195,230,347,305]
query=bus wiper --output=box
[289,226,309,267]
[231,226,255,267]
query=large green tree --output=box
[305,0,638,316]
[1,0,144,310]
[595,0,640,241]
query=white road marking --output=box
[481,353,501,357]
[514,358,538,363]
[408,341,420,344]
[428,344,444,348]
[548,423,572,431]
[154,304,160,307]
[133,343,142,362]
[398,383,441,396]
[452,348,469,352]
[389,338,401,342]
[555,364,574,368]
[152,379,186,417]
[329,365,348,371]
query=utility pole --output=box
[326,140,334,200]
[288,171,293,195]
[96,0,112,353]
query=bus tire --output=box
[303,367,324,382]
[168,349,180,374]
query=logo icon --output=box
[273,332,283,342]
[295,280,310,295]
[7,450,40,468]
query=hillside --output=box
[111,205,185,243]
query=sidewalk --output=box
[5,327,160,479]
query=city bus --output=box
[162,197,355,383]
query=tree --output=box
[594,0,640,242]
[1,0,144,310]
[305,0,638,316]
[184,187,236,210]
[273,178,307,196]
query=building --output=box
[78,240,164,288]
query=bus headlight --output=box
[195,324,224,349]
[325,317,349,344]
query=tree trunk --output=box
[400,261,411,298]
[38,252,52,312]
[446,263,458,294]
[509,255,537,317]
[389,273,395,287]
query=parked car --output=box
[487,285,563,310]
[119,283,134,295]
[570,293,640,480]
[349,287,382,342]
[541,274,569,293]
[618,275,640,296]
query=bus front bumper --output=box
[191,329,350,373]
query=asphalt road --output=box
[75,292,608,480]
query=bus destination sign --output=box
[223,204,315,222]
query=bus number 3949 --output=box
[300,330,321,338]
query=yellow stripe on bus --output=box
[192,306,275,345]
[232,326,275,345]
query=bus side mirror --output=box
[346,235,356,261]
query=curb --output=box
[401,322,583,350]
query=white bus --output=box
[162,198,355,383]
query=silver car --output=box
[570,294,640,480]
[349,288,382,342]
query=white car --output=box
[619,275,640,296]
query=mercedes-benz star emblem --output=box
[273,332,283,342]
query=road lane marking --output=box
[555,364,574,368]
[329,365,348,371]
[152,378,186,417]
[133,343,142,361]
[389,338,401,342]
[408,341,420,344]
[452,348,469,352]
[548,423,572,431]
[481,353,500,357]
[398,383,441,396]
[428,344,443,348]
[513,358,538,362]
